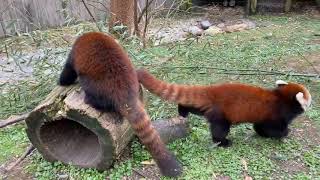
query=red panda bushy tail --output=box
[124,100,182,177]
[136,69,207,108]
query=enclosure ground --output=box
[1,10,320,180]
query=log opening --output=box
[39,118,101,167]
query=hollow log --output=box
[25,85,189,170]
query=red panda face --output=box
[276,80,312,111]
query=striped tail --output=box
[124,100,182,177]
[137,69,207,107]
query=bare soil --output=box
[284,52,320,75]
[1,158,32,180]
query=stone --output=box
[229,0,235,7]
[225,23,249,33]
[217,23,226,28]
[199,20,212,30]
[57,174,69,180]
[204,26,224,35]
[242,19,256,29]
[223,0,228,7]
[188,26,203,36]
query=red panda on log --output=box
[137,69,312,147]
[58,32,182,177]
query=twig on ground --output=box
[81,0,101,31]
[137,0,156,24]
[216,71,319,78]
[81,0,96,22]
[156,65,320,78]
[0,113,30,128]
[5,144,35,172]
[142,0,150,48]
[132,168,148,178]
[297,52,320,75]
[87,0,109,12]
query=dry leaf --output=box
[140,159,155,165]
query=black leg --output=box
[206,107,231,147]
[254,122,289,139]
[84,93,123,123]
[59,54,77,86]
[178,104,189,118]
[178,105,204,117]
[83,91,116,112]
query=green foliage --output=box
[26,154,107,180]
[0,125,28,163]
[303,146,320,176]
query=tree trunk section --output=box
[109,0,135,34]
[25,85,189,170]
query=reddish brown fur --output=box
[137,69,311,146]
[59,32,182,177]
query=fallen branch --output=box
[5,144,34,172]
[0,113,30,128]
[87,0,109,12]
[81,0,102,32]
[216,72,320,78]
[137,0,156,24]
[132,168,147,178]
[81,0,96,22]
[158,66,320,78]
[142,0,150,48]
[297,52,320,75]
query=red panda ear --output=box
[276,80,288,87]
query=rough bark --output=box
[109,0,135,34]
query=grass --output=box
[0,14,320,179]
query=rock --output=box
[217,23,226,28]
[229,0,235,7]
[188,26,203,36]
[199,20,212,30]
[204,26,224,36]
[225,23,249,33]
[223,0,228,7]
[263,33,273,39]
[57,174,69,180]
[246,21,257,29]
[242,19,256,29]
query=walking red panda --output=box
[58,32,182,177]
[137,69,312,147]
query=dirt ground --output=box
[285,52,320,75]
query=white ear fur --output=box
[276,80,288,86]
[296,92,311,111]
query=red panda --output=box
[58,32,182,177]
[137,69,312,147]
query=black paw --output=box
[157,154,183,177]
[58,77,75,86]
[213,139,232,147]
[112,113,124,124]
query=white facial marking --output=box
[276,80,288,86]
[296,92,311,111]
[305,90,312,108]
